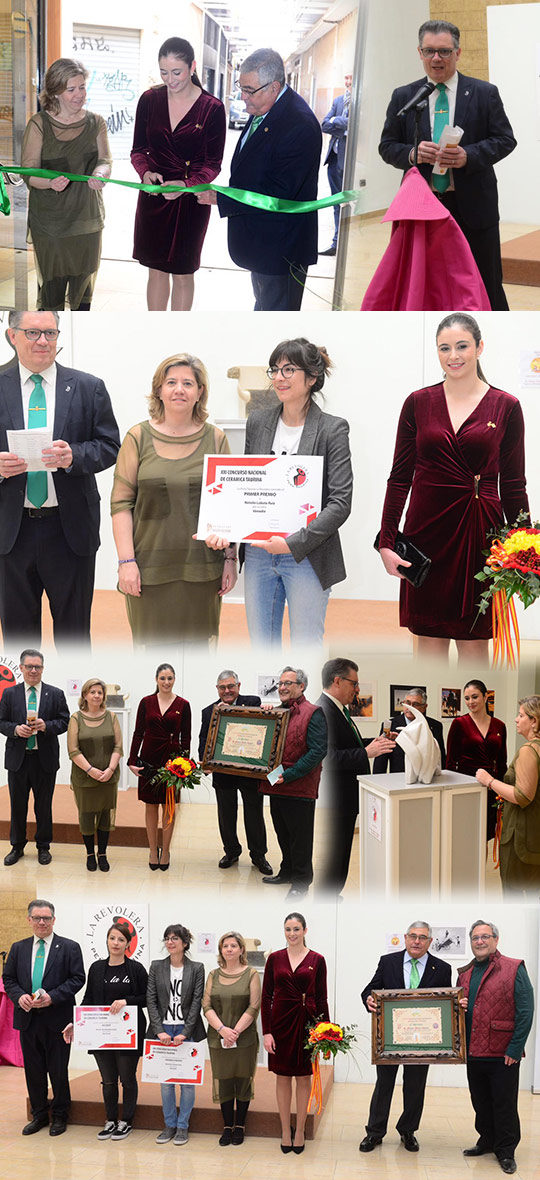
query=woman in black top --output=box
[63,920,148,1140]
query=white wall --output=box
[487,3,540,225]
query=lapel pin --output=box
[264,127,269,132]
[487,421,496,429]
[464,90,469,96]
[65,385,70,392]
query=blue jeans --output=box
[244,546,331,645]
[160,1024,196,1129]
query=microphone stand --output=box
[412,99,429,166]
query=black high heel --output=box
[281,1125,294,1154]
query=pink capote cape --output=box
[0,978,24,1066]
[361,167,491,311]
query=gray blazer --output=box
[244,401,353,591]
[146,956,206,1042]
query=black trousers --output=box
[436,191,508,310]
[251,266,308,311]
[321,807,357,894]
[0,511,95,646]
[466,1057,521,1158]
[366,1063,429,1137]
[20,1020,71,1120]
[8,752,56,850]
[93,1050,139,1124]
[327,154,343,245]
[215,782,267,860]
[269,795,315,888]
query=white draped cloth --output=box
[395,706,442,784]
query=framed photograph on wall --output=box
[351,681,375,719]
[441,688,461,718]
[389,685,426,715]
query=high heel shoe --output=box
[281,1125,294,1154]
[159,853,170,871]
[292,1124,305,1154]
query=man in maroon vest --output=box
[458,919,534,1176]
[260,666,327,900]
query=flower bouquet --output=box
[148,754,202,826]
[475,513,540,666]
[305,1019,357,1113]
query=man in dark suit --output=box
[0,648,69,865]
[373,688,445,774]
[199,669,272,875]
[317,657,395,895]
[198,48,322,311]
[320,72,352,256]
[360,921,452,1154]
[3,897,85,1135]
[0,310,120,645]
[379,19,516,309]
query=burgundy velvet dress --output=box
[128,693,191,804]
[446,713,507,840]
[131,87,226,274]
[261,948,329,1076]
[379,384,529,638]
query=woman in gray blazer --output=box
[207,337,353,644]
[147,923,206,1145]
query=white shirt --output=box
[322,689,345,715]
[403,950,428,988]
[271,418,304,456]
[31,930,55,977]
[19,360,58,507]
[166,965,184,1023]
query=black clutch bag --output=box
[374,530,431,588]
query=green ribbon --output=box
[0,164,361,218]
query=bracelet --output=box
[217,1023,225,1033]
[488,777,494,789]
[87,766,93,773]
[224,556,237,563]
[118,558,137,564]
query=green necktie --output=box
[32,938,45,991]
[26,686,37,751]
[409,958,420,988]
[432,83,450,193]
[27,374,48,507]
[244,115,264,144]
[343,705,363,746]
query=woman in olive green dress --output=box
[203,931,261,1146]
[476,695,540,898]
[68,677,122,872]
[111,352,237,645]
[21,57,112,310]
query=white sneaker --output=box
[111,1120,132,1140]
[97,1121,117,1140]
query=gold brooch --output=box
[487,421,497,429]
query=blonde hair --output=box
[217,930,247,967]
[519,695,540,732]
[148,353,209,425]
[40,58,88,114]
[79,678,107,711]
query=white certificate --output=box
[142,1039,205,1085]
[196,454,323,542]
[392,1006,443,1045]
[73,1005,138,1050]
[6,428,56,471]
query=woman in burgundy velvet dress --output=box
[378,313,529,660]
[262,913,328,1154]
[128,663,191,869]
[446,678,507,842]
[131,36,226,310]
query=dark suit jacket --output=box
[3,933,85,1032]
[361,949,451,1010]
[242,402,353,591]
[0,361,120,556]
[373,714,446,775]
[379,72,516,229]
[217,85,322,273]
[83,956,148,1055]
[322,93,348,171]
[0,680,69,772]
[199,694,260,789]
[316,692,369,817]
[146,956,206,1041]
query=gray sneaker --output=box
[174,1128,189,1145]
[156,1127,176,1143]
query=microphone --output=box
[397,80,436,117]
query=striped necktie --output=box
[32,939,45,991]
[27,374,47,507]
[432,83,450,193]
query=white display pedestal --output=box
[358,770,487,898]
[113,708,131,791]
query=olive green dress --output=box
[22,110,112,309]
[68,710,122,835]
[111,420,229,644]
[500,738,540,896]
[203,966,261,1102]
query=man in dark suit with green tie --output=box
[317,658,395,894]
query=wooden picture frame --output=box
[371,987,466,1065]
[200,705,290,779]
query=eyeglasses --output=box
[14,329,60,341]
[278,679,298,688]
[240,81,272,97]
[267,365,304,380]
[471,934,495,943]
[23,664,43,672]
[30,915,53,922]
[407,934,430,942]
[341,677,359,687]
[420,47,456,59]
